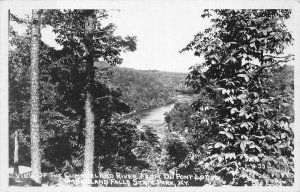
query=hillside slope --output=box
[111,67,187,111]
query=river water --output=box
[136,94,193,139]
[137,103,174,139]
[138,103,175,128]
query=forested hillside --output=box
[8,9,295,187]
[110,67,186,111]
[9,9,188,186]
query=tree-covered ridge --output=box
[8,9,295,187]
[9,10,186,185]
[109,67,187,111]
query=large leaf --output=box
[240,140,247,151]
[219,131,233,139]
[237,74,250,82]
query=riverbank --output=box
[135,93,195,139]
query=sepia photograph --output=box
[1,0,299,190]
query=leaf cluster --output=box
[180,9,294,186]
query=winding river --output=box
[138,103,175,127]
[137,103,174,138]
[137,94,193,138]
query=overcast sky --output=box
[11,8,297,72]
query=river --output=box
[137,103,174,138]
[138,103,175,127]
[137,93,193,139]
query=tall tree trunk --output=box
[83,11,96,186]
[13,129,19,176]
[30,9,41,185]
[9,9,20,178]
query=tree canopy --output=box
[181,9,294,186]
[8,9,295,187]
[9,9,140,175]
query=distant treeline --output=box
[110,67,188,111]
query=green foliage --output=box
[111,67,186,111]
[165,102,193,133]
[165,138,189,168]
[133,126,161,166]
[181,9,294,186]
[42,9,140,174]
[9,28,31,166]
[9,8,295,187]
[9,10,145,175]
[49,10,136,65]
[264,65,294,121]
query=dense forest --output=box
[110,67,186,111]
[9,9,294,187]
[164,64,294,185]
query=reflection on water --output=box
[136,94,193,139]
[138,103,175,128]
[137,103,175,139]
